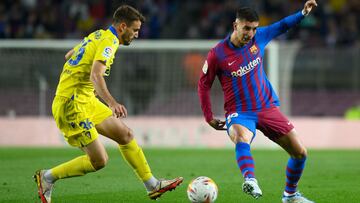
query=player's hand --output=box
[109,102,128,118]
[208,119,227,131]
[302,0,317,16]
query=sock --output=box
[51,155,96,180]
[284,157,306,195]
[283,191,296,197]
[235,142,255,179]
[44,170,56,183]
[143,176,159,192]
[119,139,154,182]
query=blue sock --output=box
[235,142,255,179]
[285,157,306,194]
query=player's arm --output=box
[257,0,317,45]
[198,49,226,131]
[90,60,127,118]
[64,49,74,61]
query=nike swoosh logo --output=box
[228,60,236,66]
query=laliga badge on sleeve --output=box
[202,60,208,74]
[102,47,113,58]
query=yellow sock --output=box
[119,139,153,181]
[51,155,96,179]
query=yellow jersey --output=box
[55,26,119,100]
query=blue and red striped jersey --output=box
[198,11,304,122]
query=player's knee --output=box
[293,147,307,159]
[300,147,308,158]
[123,128,134,143]
[232,134,252,144]
[229,125,253,144]
[91,156,108,170]
[116,127,134,145]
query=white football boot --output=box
[147,177,184,200]
[34,170,54,203]
[242,178,263,199]
[282,192,315,203]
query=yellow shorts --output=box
[52,95,112,147]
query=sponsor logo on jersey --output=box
[102,47,113,58]
[250,45,258,55]
[202,60,208,74]
[231,57,261,77]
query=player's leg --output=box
[34,137,106,203]
[47,137,106,181]
[34,96,107,203]
[226,113,262,199]
[95,116,183,200]
[257,107,313,203]
[228,124,256,179]
[92,98,158,189]
[274,130,314,203]
[276,129,307,194]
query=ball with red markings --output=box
[187,176,218,203]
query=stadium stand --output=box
[0,0,358,46]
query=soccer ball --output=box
[187,176,218,203]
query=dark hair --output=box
[236,7,259,22]
[113,5,145,25]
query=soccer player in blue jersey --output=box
[198,1,317,202]
[33,5,182,203]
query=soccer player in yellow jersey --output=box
[33,5,183,203]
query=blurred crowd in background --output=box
[0,0,359,47]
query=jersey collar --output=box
[227,34,239,50]
[226,34,251,50]
[108,25,118,38]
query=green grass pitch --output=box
[0,147,359,202]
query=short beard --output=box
[121,35,131,46]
